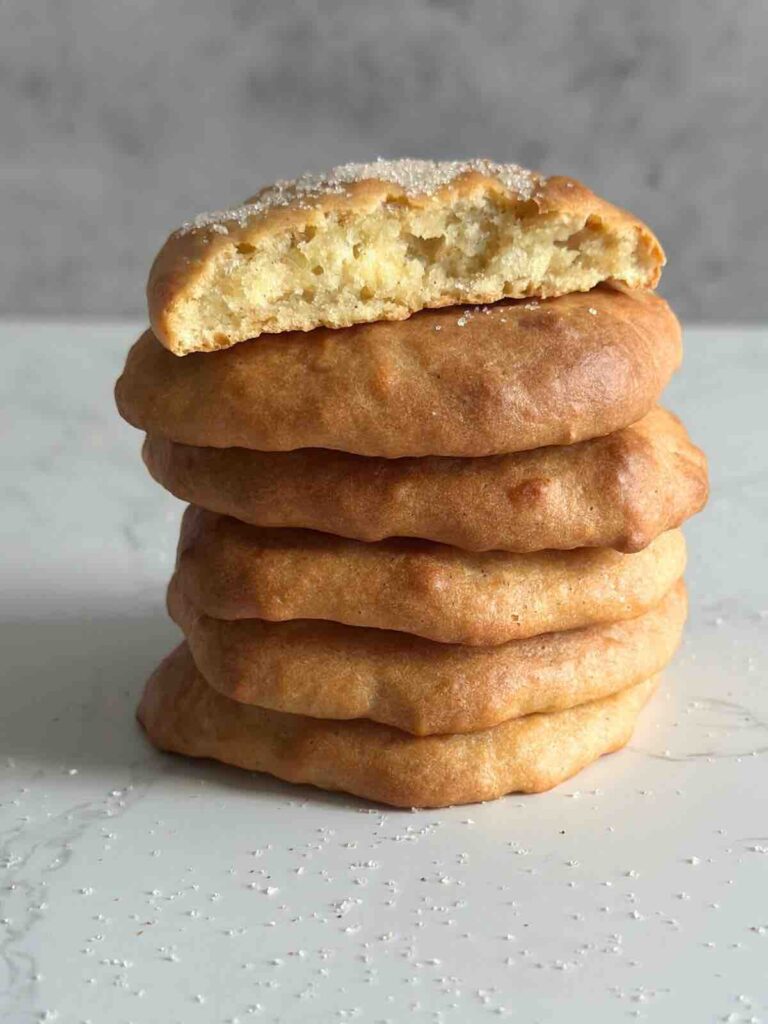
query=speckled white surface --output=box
[1,322,766,1023]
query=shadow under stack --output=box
[115,159,708,808]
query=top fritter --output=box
[148,158,665,355]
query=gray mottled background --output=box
[2,0,766,321]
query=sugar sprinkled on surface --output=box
[180,158,542,233]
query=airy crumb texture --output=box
[147,158,665,355]
[137,643,659,807]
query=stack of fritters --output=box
[115,159,707,808]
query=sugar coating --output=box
[180,158,542,233]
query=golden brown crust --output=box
[118,287,682,458]
[174,507,687,645]
[137,643,660,807]
[145,408,707,553]
[169,578,686,735]
[147,161,664,355]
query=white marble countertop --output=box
[1,321,766,1024]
